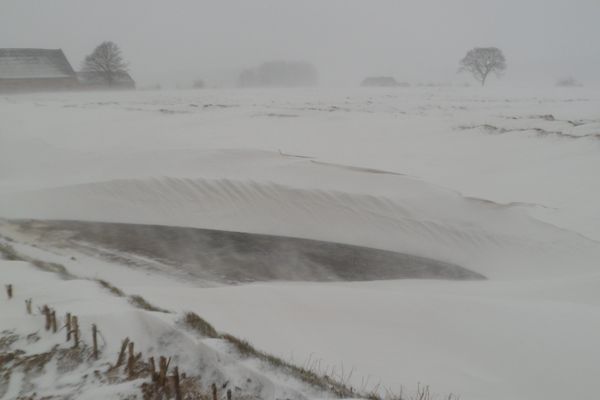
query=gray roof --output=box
[0,48,76,79]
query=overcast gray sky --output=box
[1,0,599,87]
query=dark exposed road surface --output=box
[14,220,485,283]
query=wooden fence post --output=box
[149,357,157,382]
[72,316,79,348]
[5,284,12,299]
[212,383,217,400]
[158,356,169,387]
[115,338,129,367]
[227,389,232,400]
[173,366,182,400]
[66,313,72,342]
[43,305,51,331]
[51,310,57,333]
[92,324,98,359]
[127,341,135,378]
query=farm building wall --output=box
[0,77,80,93]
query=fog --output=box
[3,2,600,400]
[1,0,599,87]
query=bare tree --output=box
[459,47,506,86]
[82,41,128,87]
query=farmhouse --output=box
[0,48,79,92]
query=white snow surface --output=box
[0,255,330,400]
[1,86,600,399]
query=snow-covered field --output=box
[1,86,600,399]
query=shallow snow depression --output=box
[1,86,600,400]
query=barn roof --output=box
[0,48,76,79]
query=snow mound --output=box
[1,174,598,279]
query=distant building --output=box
[0,48,79,93]
[77,71,136,90]
[361,76,408,87]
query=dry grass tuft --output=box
[141,375,213,400]
[0,333,19,351]
[220,333,356,398]
[128,295,170,313]
[96,279,126,297]
[0,242,74,279]
[0,243,21,261]
[31,260,74,279]
[15,345,59,375]
[95,279,170,313]
[182,312,218,338]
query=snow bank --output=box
[1,169,598,279]
[1,87,599,241]
[0,257,331,400]
[137,277,600,400]
[4,240,599,400]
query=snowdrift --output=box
[1,171,598,280]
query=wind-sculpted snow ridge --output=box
[1,175,598,280]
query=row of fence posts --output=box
[38,306,85,350]
[7,284,100,362]
[6,283,238,400]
